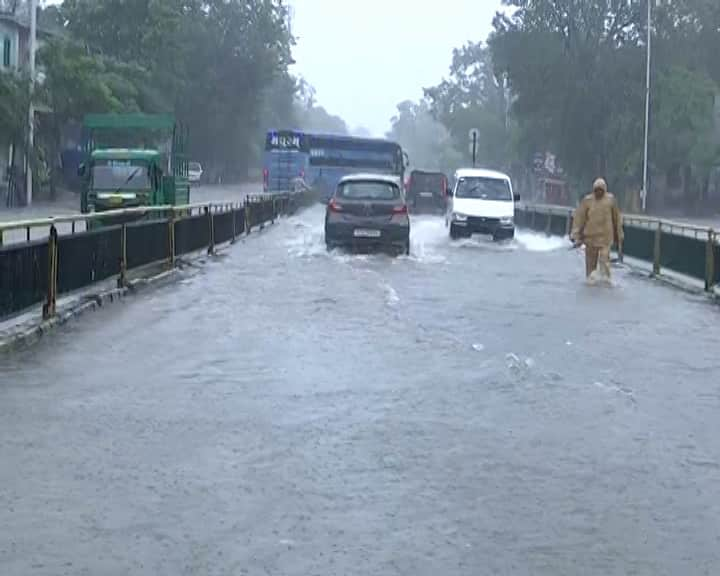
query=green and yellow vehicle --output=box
[80,114,190,219]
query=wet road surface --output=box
[2,206,720,575]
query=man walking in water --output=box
[571,178,624,280]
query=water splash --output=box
[515,231,568,252]
[380,282,400,306]
[408,216,449,263]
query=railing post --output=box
[705,229,715,292]
[42,225,58,320]
[245,198,251,234]
[231,204,237,244]
[206,205,215,254]
[565,210,573,238]
[118,224,128,288]
[545,211,552,235]
[653,220,662,276]
[168,208,176,267]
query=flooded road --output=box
[2,205,720,575]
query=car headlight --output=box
[500,216,514,225]
[452,212,468,222]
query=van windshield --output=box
[455,177,512,201]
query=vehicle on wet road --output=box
[407,169,448,214]
[79,114,190,220]
[188,161,204,183]
[324,173,410,254]
[447,168,518,241]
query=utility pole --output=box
[641,0,652,213]
[25,0,37,206]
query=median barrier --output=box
[0,192,311,321]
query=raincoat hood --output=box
[593,178,608,195]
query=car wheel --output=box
[450,224,461,240]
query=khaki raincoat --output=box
[571,179,624,278]
[572,179,623,249]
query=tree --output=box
[387,100,462,175]
[488,0,720,207]
[55,0,296,181]
[37,37,144,196]
[0,70,30,200]
[425,42,511,171]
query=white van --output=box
[446,168,518,241]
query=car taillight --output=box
[328,198,343,212]
[393,204,408,215]
[262,168,269,191]
[442,177,447,196]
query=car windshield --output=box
[455,177,511,201]
[338,181,399,200]
[91,162,150,190]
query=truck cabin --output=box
[80,149,164,212]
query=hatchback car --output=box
[446,168,518,241]
[325,174,410,254]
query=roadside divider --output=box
[516,204,719,292]
[0,191,314,322]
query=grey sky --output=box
[288,0,503,136]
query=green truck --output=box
[80,114,190,215]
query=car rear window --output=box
[338,181,399,200]
[411,173,445,193]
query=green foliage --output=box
[47,0,296,180]
[293,80,348,135]
[425,42,511,171]
[0,70,29,146]
[387,100,461,176]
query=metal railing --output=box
[516,204,719,292]
[0,191,312,322]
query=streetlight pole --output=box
[25,0,37,206]
[641,0,652,212]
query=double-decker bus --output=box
[263,130,407,200]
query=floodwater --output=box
[1,205,720,575]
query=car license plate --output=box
[419,192,433,197]
[354,228,381,238]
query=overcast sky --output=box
[288,0,503,136]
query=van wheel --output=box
[450,224,462,240]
